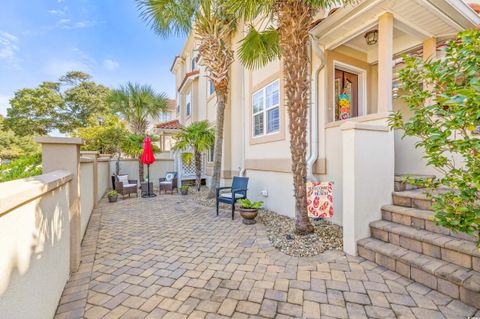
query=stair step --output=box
[370,220,480,270]
[394,174,436,192]
[392,189,433,210]
[357,237,480,308]
[381,204,476,242]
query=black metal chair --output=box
[216,176,249,220]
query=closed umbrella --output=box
[141,136,156,198]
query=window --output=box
[208,146,214,162]
[159,112,171,123]
[208,80,215,96]
[252,80,280,137]
[186,91,191,117]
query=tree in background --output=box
[229,0,352,234]
[389,29,480,247]
[0,115,38,161]
[109,82,167,181]
[138,0,237,199]
[172,121,215,191]
[4,71,111,136]
[0,153,42,183]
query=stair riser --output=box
[392,195,433,210]
[381,209,476,242]
[358,244,480,309]
[370,227,480,271]
[394,181,426,192]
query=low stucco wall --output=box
[110,158,175,187]
[80,162,94,238]
[97,159,110,199]
[0,171,72,319]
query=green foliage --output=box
[0,153,42,183]
[109,82,168,135]
[0,115,39,160]
[180,185,189,191]
[238,199,263,209]
[74,116,129,154]
[389,29,480,246]
[121,134,160,159]
[238,26,281,70]
[172,120,215,164]
[107,190,118,197]
[4,71,111,136]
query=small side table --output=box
[141,182,156,198]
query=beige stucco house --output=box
[171,0,479,252]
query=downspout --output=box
[306,35,325,181]
[239,18,246,177]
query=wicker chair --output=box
[159,172,178,194]
[216,176,249,220]
[115,175,138,198]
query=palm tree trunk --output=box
[195,150,202,191]
[278,1,314,234]
[139,158,144,183]
[207,92,227,198]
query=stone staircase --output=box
[357,175,480,309]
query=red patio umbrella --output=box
[141,137,156,198]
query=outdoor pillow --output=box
[165,173,174,182]
[118,175,129,184]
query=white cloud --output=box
[43,48,97,78]
[0,31,21,69]
[103,59,119,71]
[0,94,11,116]
[55,19,101,30]
[48,9,65,16]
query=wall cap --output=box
[0,170,72,216]
[80,157,95,163]
[340,122,389,132]
[35,136,84,145]
[326,112,391,129]
[80,151,99,155]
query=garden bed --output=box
[189,187,343,257]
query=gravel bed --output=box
[188,188,343,257]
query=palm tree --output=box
[109,82,167,181]
[229,0,352,234]
[137,0,237,198]
[172,121,215,191]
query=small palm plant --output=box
[173,121,215,191]
[109,82,168,181]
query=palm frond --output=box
[181,152,194,165]
[238,26,280,69]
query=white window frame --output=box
[208,79,215,96]
[186,91,192,117]
[252,80,280,138]
[207,146,214,163]
[332,61,367,122]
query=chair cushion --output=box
[160,181,173,185]
[123,183,137,188]
[220,193,244,199]
[165,173,175,182]
[118,175,129,184]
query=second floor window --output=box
[186,91,192,117]
[159,112,171,122]
[252,80,280,137]
[208,80,215,96]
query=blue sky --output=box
[0,0,185,116]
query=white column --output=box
[341,121,394,255]
[36,136,84,272]
[377,12,394,113]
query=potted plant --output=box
[180,185,189,195]
[107,190,119,203]
[238,199,263,225]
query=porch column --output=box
[36,137,84,273]
[423,37,437,61]
[377,12,394,113]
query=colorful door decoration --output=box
[306,181,334,219]
[335,69,358,121]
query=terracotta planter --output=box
[239,208,258,225]
[108,195,118,203]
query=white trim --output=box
[332,61,367,123]
[252,79,281,138]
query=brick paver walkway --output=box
[55,194,479,319]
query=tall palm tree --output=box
[172,121,215,191]
[109,82,167,181]
[137,0,237,198]
[229,0,352,234]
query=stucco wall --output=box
[0,171,72,319]
[97,159,110,199]
[80,162,94,238]
[110,159,175,186]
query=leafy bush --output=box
[389,29,480,247]
[107,190,118,197]
[0,153,42,183]
[238,199,263,209]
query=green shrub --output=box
[0,153,42,183]
[389,29,480,247]
[238,199,263,209]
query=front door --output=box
[335,69,358,121]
